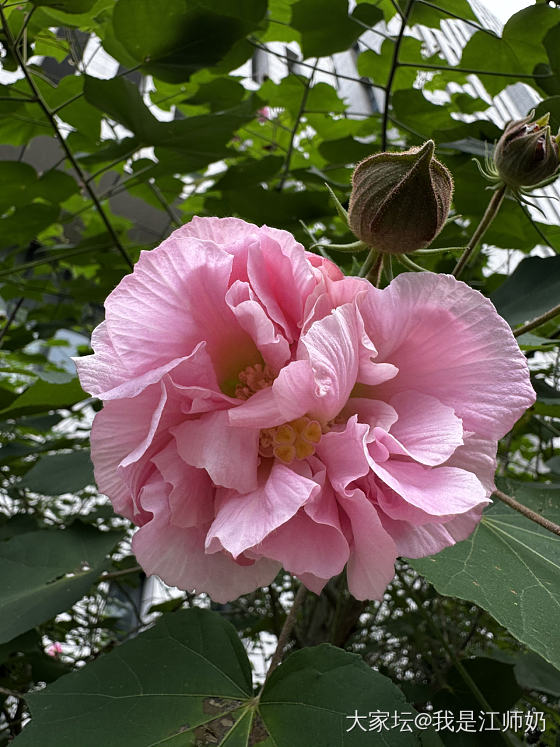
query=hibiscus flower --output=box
[75,217,535,602]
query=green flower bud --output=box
[493,111,560,190]
[347,140,453,254]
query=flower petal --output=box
[173,410,259,494]
[371,459,488,517]
[151,441,214,528]
[381,391,464,466]
[206,461,319,558]
[339,488,397,600]
[361,273,535,440]
[132,482,279,604]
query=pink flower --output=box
[75,217,535,603]
[46,642,63,657]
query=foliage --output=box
[0,0,560,744]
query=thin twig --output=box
[99,565,143,581]
[513,302,560,338]
[264,583,306,682]
[277,63,318,191]
[453,183,506,278]
[381,0,415,151]
[0,6,134,271]
[0,297,24,347]
[493,489,560,537]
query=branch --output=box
[263,583,306,682]
[453,183,506,278]
[381,0,415,151]
[277,63,318,191]
[513,302,560,338]
[0,7,134,271]
[493,488,560,537]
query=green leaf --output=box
[111,0,267,83]
[83,75,159,141]
[409,0,478,27]
[460,5,560,97]
[532,377,560,418]
[514,652,560,696]
[490,255,560,328]
[20,450,94,495]
[14,608,441,746]
[29,0,96,12]
[0,377,86,418]
[291,0,363,58]
[0,523,122,643]
[410,481,560,669]
[535,94,560,135]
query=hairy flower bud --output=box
[347,140,453,254]
[493,111,560,189]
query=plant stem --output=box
[366,253,384,286]
[493,489,560,537]
[453,183,506,278]
[396,568,514,747]
[0,6,134,271]
[277,61,317,191]
[264,583,306,682]
[513,302,560,338]
[397,253,429,272]
[381,0,415,151]
[99,565,143,581]
[358,247,378,278]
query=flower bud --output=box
[347,140,453,254]
[493,111,560,189]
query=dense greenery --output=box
[1,0,559,744]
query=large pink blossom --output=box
[75,217,535,603]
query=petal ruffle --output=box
[360,273,535,440]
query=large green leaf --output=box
[460,4,560,96]
[0,377,86,418]
[14,608,440,746]
[291,0,363,58]
[20,449,94,495]
[410,482,560,669]
[0,523,122,643]
[490,255,560,328]
[29,0,96,12]
[111,0,267,82]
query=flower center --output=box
[259,416,322,464]
[235,364,323,463]
[235,363,275,400]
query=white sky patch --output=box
[480,0,535,22]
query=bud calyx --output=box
[347,140,453,254]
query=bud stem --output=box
[358,247,378,278]
[453,183,507,279]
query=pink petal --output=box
[206,461,319,558]
[246,232,316,341]
[316,416,371,492]
[380,505,485,558]
[361,273,535,440]
[173,410,259,494]
[131,484,280,604]
[298,304,361,422]
[255,508,348,579]
[226,280,291,371]
[104,237,258,385]
[443,434,497,496]
[339,488,397,600]
[151,441,214,528]
[342,398,398,432]
[371,459,488,517]
[380,391,464,466]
